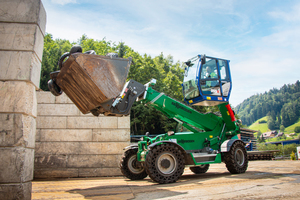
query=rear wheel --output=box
[190,164,210,174]
[145,143,185,184]
[120,149,147,180]
[223,140,248,174]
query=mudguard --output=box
[147,140,186,153]
[221,139,245,152]
[123,144,138,150]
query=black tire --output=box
[58,52,70,69]
[190,164,210,174]
[223,140,248,174]
[48,79,63,96]
[70,45,82,54]
[120,149,147,180]
[145,143,185,184]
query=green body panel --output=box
[136,86,241,166]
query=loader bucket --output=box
[51,53,132,114]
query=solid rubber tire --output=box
[119,149,147,180]
[48,79,62,96]
[145,143,185,184]
[189,164,210,174]
[223,140,248,174]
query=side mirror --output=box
[185,61,191,67]
[184,67,188,77]
[201,54,206,64]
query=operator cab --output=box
[182,55,232,106]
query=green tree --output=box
[40,33,73,91]
[280,125,285,132]
[294,126,300,133]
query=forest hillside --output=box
[235,81,300,133]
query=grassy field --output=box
[284,118,300,134]
[248,116,269,133]
[248,116,300,140]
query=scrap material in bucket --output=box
[50,53,132,115]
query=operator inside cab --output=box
[182,55,232,106]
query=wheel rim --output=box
[235,149,245,166]
[157,153,177,175]
[128,155,143,174]
[199,164,206,168]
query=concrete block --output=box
[0,81,37,117]
[92,129,130,142]
[0,0,46,35]
[36,116,67,129]
[100,117,118,128]
[67,117,101,129]
[35,142,80,155]
[34,155,67,168]
[0,147,34,183]
[37,104,80,116]
[0,23,44,60]
[36,91,55,104]
[0,182,31,200]
[0,114,36,148]
[67,155,122,168]
[79,168,122,177]
[34,168,79,178]
[79,142,129,155]
[67,116,118,129]
[55,93,73,104]
[35,129,41,142]
[0,51,41,88]
[118,116,130,128]
[40,129,92,142]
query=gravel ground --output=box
[32,160,300,200]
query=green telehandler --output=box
[48,46,248,184]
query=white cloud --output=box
[50,0,76,6]
[268,3,300,22]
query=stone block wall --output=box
[34,91,130,178]
[0,1,46,199]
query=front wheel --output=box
[119,148,147,180]
[223,140,248,174]
[145,143,185,184]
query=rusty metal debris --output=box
[48,48,132,115]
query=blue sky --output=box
[41,0,300,107]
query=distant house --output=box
[286,132,296,137]
[260,131,278,139]
[276,131,284,137]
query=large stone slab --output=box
[39,129,92,142]
[92,129,130,142]
[67,155,122,168]
[34,155,67,168]
[0,0,46,35]
[55,93,73,104]
[0,114,36,148]
[0,81,37,117]
[36,116,67,129]
[0,51,41,88]
[0,147,34,183]
[34,168,79,178]
[67,116,118,129]
[37,104,80,116]
[35,142,80,155]
[0,182,31,200]
[0,23,44,60]
[118,116,130,128]
[36,91,55,104]
[79,142,128,155]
